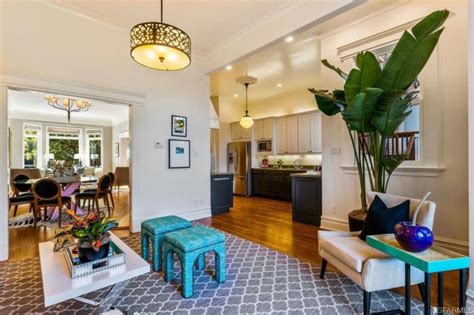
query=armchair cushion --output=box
[359,196,410,241]
[319,236,388,273]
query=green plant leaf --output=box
[371,91,413,137]
[342,88,383,132]
[344,52,381,103]
[308,89,345,116]
[383,154,409,175]
[375,10,448,91]
[321,59,348,80]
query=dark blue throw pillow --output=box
[359,195,410,241]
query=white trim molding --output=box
[340,165,445,178]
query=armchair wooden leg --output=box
[363,290,371,315]
[13,204,19,217]
[95,198,100,213]
[418,283,426,301]
[104,197,111,217]
[109,192,115,210]
[320,259,328,279]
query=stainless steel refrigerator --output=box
[227,142,251,196]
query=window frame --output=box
[22,123,42,168]
[85,128,103,168]
[45,125,82,163]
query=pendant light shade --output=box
[240,114,254,129]
[236,75,258,129]
[130,0,191,71]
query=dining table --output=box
[13,175,99,220]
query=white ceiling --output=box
[8,89,129,126]
[53,0,289,56]
[210,30,321,102]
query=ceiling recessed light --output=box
[233,94,238,98]
[226,65,233,70]
[277,83,283,88]
[285,36,293,43]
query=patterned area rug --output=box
[0,229,423,314]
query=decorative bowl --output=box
[394,221,434,253]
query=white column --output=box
[0,85,9,261]
[467,1,474,312]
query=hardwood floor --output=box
[6,194,464,310]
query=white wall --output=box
[9,118,113,173]
[318,1,469,252]
[0,1,211,259]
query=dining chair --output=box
[114,167,129,196]
[9,174,34,217]
[75,174,112,216]
[32,178,72,228]
[107,172,116,210]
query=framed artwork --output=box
[169,139,190,169]
[171,115,187,137]
[114,142,120,158]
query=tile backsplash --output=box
[257,154,322,167]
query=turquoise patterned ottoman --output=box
[141,216,192,271]
[163,225,226,298]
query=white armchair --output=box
[318,191,436,314]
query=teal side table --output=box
[367,234,470,315]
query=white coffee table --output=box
[39,232,150,313]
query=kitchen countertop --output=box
[290,172,322,178]
[211,172,234,176]
[251,168,308,172]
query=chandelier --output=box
[130,0,191,71]
[45,95,91,123]
[236,75,258,129]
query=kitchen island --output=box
[251,168,306,200]
[211,173,234,215]
[291,172,322,226]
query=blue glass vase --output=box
[394,221,434,253]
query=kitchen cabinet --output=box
[287,116,298,153]
[298,114,311,153]
[276,118,288,154]
[310,112,322,153]
[291,174,322,226]
[231,122,252,141]
[251,169,305,200]
[255,119,274,140]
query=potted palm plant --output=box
[55,210,118,262]
[309,10,449,230]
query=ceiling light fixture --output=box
[130,0,191,71]
[285,36,294,42]
[226,65,233,70]
[236,75,258,129]
[233,94,238,98]
[45,95,91,123]
[277,83,283,88]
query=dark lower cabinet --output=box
[251,169,305,200]
[211,174,234,216]
[291,175,322,226]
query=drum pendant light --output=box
[130,0,191,71]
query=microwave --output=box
[257,140,272,152]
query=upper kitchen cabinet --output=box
[298,114,311,153]
[276,116,298,154]
[255,119,274,140]
[310,112,322,153]
[231,122,252,141]
[276,118,288,154]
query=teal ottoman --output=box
[163,225,226,298]
[141,216,192,271]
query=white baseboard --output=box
[0,240,8,261]
[320,215,469,255]
[320,215,350,231]
[131,207,212,233]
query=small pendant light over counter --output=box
[130,0,191,71]
[236,75,258,129]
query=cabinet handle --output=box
[214,177,231,181]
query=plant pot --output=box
[348,209,367,232]
[394,221,434,253]
[78,240,110,263]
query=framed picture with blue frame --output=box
[169,139,190,169]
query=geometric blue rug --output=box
[0,227,423,314]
